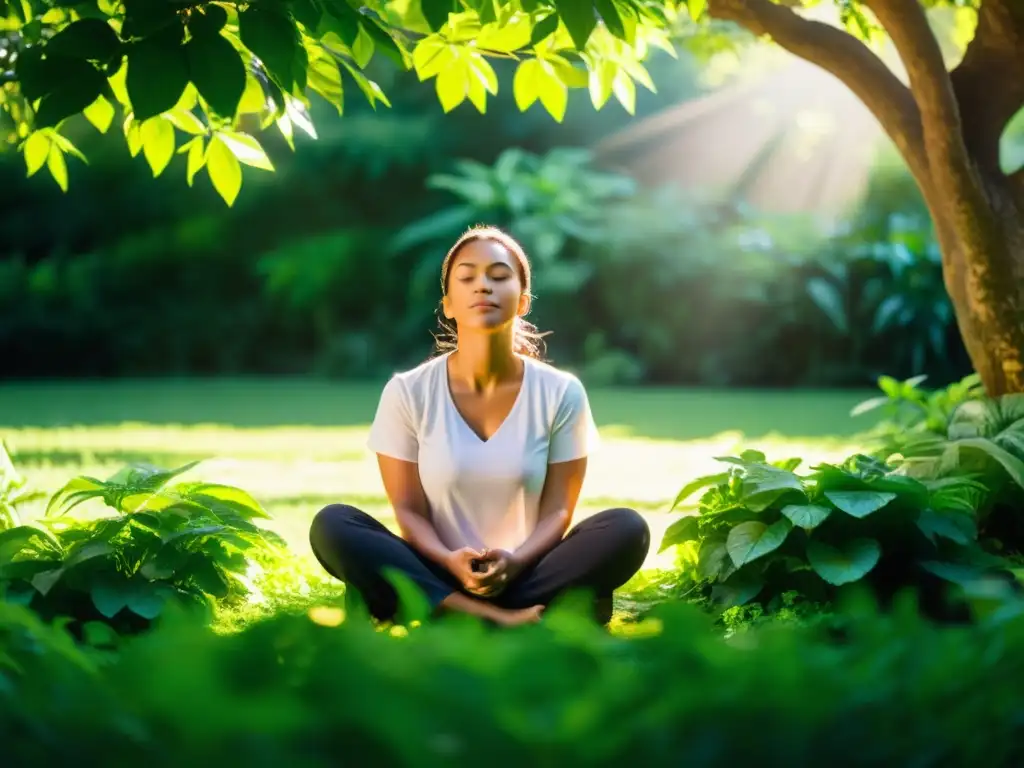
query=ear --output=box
[441,295,454,320]
[517,293,531,317]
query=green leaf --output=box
[698,537,734,581]
[181,136,206,186]
[318,1,361,47]
[588,58,615,108]
[659,514,698,552]
[530,13,559,45]
[554,0,596,50]
[824,490,896,518]
[710,567,764,607]
[187,32,247,119]
[205,134,242,206]
[513,58,567,120]
[726,518,792,568]
[806,538,881,586]
[140,116,175,176]
[47,145,68,192]
[239,6,301,93]
[188,556,230,598]
[91,580,130,618]
[121,0,181,39]
[916,508,976,545]
[22,131,50,177]
[956,437,1024,490]
[850,396,891,417]
[126,34,189,121]
[780,503,832,531]
[217,132,274,171]
[188,4,228,36]
[421,0,455,32]
[435,58,469,112]
[34,59,107,128]
[46,18,122,62]
[593,0,624,38]
[382,567,432,625]
[687,0,706,21]
[31,568,65,597]
[669,472,728,511]
[83,95,115,133]
[127,581,172,619]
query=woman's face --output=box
[442,239,529,333]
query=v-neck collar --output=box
[442,352,530,445]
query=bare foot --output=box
[495,605,544,627]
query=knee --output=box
[309,503,365,553]
[604,507,651,561]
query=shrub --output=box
[0,440,45,530]
[0,460,286,635]
[3,595,1024,766]
[855,375,1024,553]
[659,449,1009,618]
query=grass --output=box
[0,378,880,629]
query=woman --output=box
[309,226,650,627]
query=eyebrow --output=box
[455,260,513,270]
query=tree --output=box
[0,0,1021,394]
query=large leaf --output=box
[696,537,732,581]
[239,6,302,93]
[182,483,271,520]
[710,567,764,607]
[46,19,122,61]
[955,437,1024,490]
[726,518,792,568]
[91,579,130,618]
[659,514,699,552]
[45,476,106,517]
[806,538,881,586]
[554,0,597,50]
[187,32,247,118]
[915,509,976,546]
[780,503,831,531]
[126,33,189,121]
[823,490,896,518]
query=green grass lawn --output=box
[0,378,880,626]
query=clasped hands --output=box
[445,546,523,598]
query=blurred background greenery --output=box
[4,32,1023,389]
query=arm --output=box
[508,457,588,572]
[375,453,453,568]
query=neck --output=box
[448,329,521,391]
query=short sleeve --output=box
[548,376,600,463]
[366,376,419,462]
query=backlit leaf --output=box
[140,116,175,177]
[205,134,243,206]
[218,132,274,171]
[46,145,68,191]
[554,0,596,50]
[83,95,115,133]
[22,131,50,176]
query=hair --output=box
[432,225,550,360]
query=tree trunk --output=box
[933,176,1024,395]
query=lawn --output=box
[0,378,881,625]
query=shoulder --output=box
[526,357,588,403]
[381,354,447,403]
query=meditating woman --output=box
[309,226,650,627]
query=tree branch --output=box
[706,0,930,187]
[950,0,1024,173]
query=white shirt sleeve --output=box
[366,375,419,462]
[548,376,600,463]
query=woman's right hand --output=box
[444,547,489,594]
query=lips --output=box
[471,302,499,309]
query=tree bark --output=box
[707,0,1024,395]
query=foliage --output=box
[659,447,1011,616]
[0,458,287,634]
[0,0,682,204]
[0,440,45,530]
[853,375,1024,549]
[4,593,1024,765]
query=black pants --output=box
[309,504,650,625]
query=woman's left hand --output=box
[470,549,524,597]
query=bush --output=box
[659,448,1007,619]
[0,459,286,636]
[3,594,1024,766]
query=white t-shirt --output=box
[366,352,600,552]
